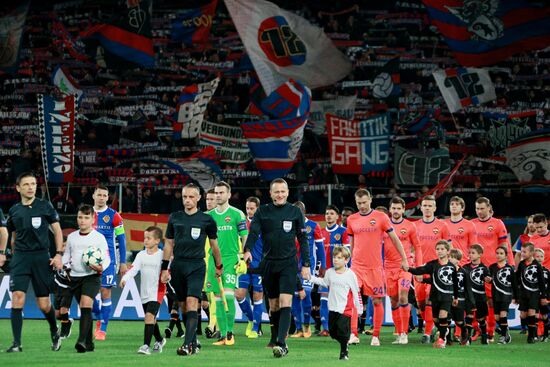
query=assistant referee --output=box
[244,178,310,358]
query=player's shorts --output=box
[470,296,489,318]
[143,301,161,316]
[171,259,206,301]
[101,262,118,288]
[53,285,73,310]
[484,282,493,298]
[539,303,549,315]
[205,258,238,294]
[386,267,412,297]
[492,299,512,314]
[9,250,53,297]
[329,311,351,343]
[262,257,298,298]
[238,273,263,293]
[414,279,431,303]
[518,293,540,312]
[451,304,465,323]
[431,300,453,317]
[352,267,386,298]
[70,274,101,301]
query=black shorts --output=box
[451,304,465,323]
[328,311,351,343]
[540,304,549,315]
[9,250,53,297]
[170,259,206,301]
[493,299,512,314]
[143,301,161,316]
[518,293,540,312]
[70,274,100,302]
[262,258,298,298]
[53,285,73,310]
[431,300,452,318]
[201,291,208,302]
[470,297,489,318]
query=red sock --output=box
[373,302,384,337]
[424,305,434,335]
[487,306,496,335]
[399,304,410,335]
[538,317,544,337]
[455,324,462,337]
[351,304,358,336]
[392,307,401,334]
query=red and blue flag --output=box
[171,0,217,45]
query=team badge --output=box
[191,227,201,239]
[31,217,41,229]
[283,221,292,232]
[487,225,494,232]
[334,234,341,241]
[306,226,311,233]
[225,215,231,223]
[370,219,376,226]
[400,229,407,235]
[432,228,440,235]
[103,215,110,223]
[458,227,464,234]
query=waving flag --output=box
[81,0,154,68]
[162,147,223,190]
[38,94,76,183]
[52,66,83,103]
[422,0,550,66]
[433,67,495,113]
[0,1,30,72]
[241,79,311,180]
[225,0,351,94]
[171,0,217,44]
[506,129,550,187]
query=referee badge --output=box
[31,217,42,229]
[191,227,201,239]
[283,221,292,233]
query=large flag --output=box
[225,0,352,94]
[161,147,223,190]
[52,66,84,103]
[482,110,536,153]
[422,0,550,66]
[371,57,401,101]
[81,0,154,68]
[38,94,76,183]
[173,77,220,139]
[506,129,550,186]
[327,113,391,174]
[433,67,496,113]
[0,2,30,72]
[199,121,251,163]
[171,0,217,44]
[394,145,450,185]
[309,95,356,135]
[241,79,311,180]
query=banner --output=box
[394,145,450,186]
[199,121,251,163]
[506,129,550,186]
[171,0,217,44]
[173,78,219,139]
[309,95,356,135]
[0,2,30,71]
[422,0,550,66]
[433,67,496,113]
[225,0,352,94]
[371,57,401,101]
[327,113,391,174]
[482,111,535,153]
[241,79,311,180]
[52,66,84,103]
[38,94,76,183]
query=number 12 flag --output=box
[224,0,352,95]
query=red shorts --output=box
[414,278,431,303]
[386,268,412,297]
[352,267,386,298]
[485,282,492,298]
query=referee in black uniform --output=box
[244,178,310,358]
[0,208,8,267]
[161,183,223,356]
[2,172,64,352]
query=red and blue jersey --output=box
[247,217,264,268]
[321,224,350,268]
[296,218,325,272]
[94,207,127,264]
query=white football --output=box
[82,246,104,267]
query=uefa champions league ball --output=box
[82,246,104,267]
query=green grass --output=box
[0,320,549,366]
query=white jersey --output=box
[122,249,165,304]
[310,268,361,317]
[63,229,110,277]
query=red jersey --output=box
[416,218,450,264]
[530,232,550,268]
[445,217,478,266]
[346,209,393,269]
[472,217,512,265]
[384,218,421,268]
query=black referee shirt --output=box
[244,202,310,266]
[165,210,217,261]
[7,198,60,252]
[0,208,6,227]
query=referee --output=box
[2,172,64,353]
[160,183,223,356]
[244,178,310,358]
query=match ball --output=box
[82,246,104,267]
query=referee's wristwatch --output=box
[56,251,64,256]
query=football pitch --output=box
[0,320,549,367]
